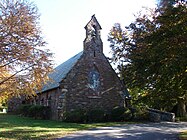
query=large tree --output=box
[0,0,53,101]
[108,0,187,117]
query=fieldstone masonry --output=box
[8,15,129,120]
[148,108,175,122]
[57,15,126,119]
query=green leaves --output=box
[108,1,187,115]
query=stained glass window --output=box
[88,70,100,91]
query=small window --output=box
[40,98,44,106]
[47,96,51,107]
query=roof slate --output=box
[40,51,83,93]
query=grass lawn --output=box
[0,113,132,140]
[180,131,187,140]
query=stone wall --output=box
[8,88,61,120]
[59,41,125,119]
[148,108,175,122]
[35,88,61,120]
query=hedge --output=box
[19,104,51,119]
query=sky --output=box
[32,0,157,66]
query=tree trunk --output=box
[177,98,187,117]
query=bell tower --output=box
[84,15,103,54]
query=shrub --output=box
[19,104,33,116]
[176,117,187,122]
[87,109,106,122]
[111,106,132,121]
[149,112,161,122]
[63,109,106,123]
[28,105,50,119]
[111,106,126,121]
[132,107,149,121]
[123,108,133,121]
[63,109,87,123]
[19,104,50,119]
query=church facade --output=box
[8,15,130,120]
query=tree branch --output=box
[0,64,35,85]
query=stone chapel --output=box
[8,15,130,120]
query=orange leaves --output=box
[0,0,53,100]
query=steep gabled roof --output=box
[40,51,83,93]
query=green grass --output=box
[0,113,133,140]
[179,131,187,140]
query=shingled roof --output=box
[40,51,83,93]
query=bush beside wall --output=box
[132,107,149,121]
[19,104,33,116]
[63,106,135,123]
[63,109,87,123]
[19,104,51,119]
[87,109,106,122]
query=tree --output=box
[0,0,53,101]
[108,0,187,117]
[158,0,187,8]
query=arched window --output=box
[88,69,100,91]
[47,96,51,107]
[40,98,44,106]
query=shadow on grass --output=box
[0,113,90,140]
[0,129,68,140]
[0,113,135,128]
[0,113,88,129]
[0,113,133,140]
[0,113,142,140]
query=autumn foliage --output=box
[0,0,53,101]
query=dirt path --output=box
[57,122,187,140]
